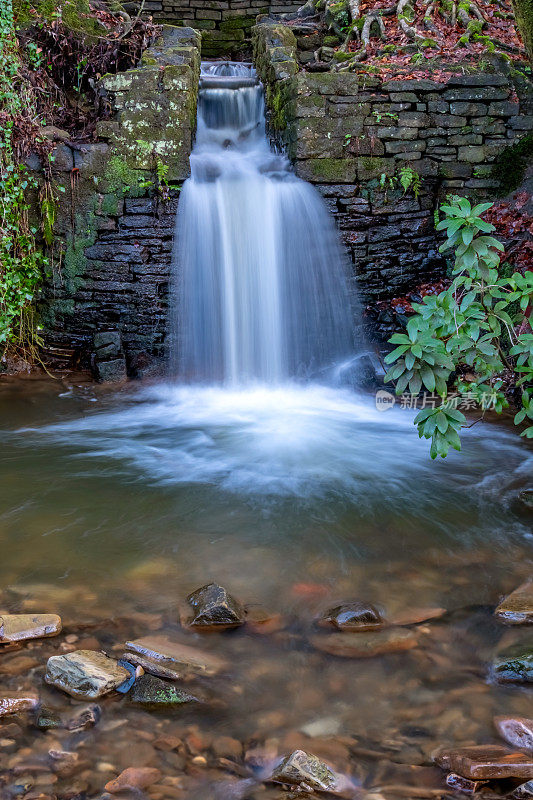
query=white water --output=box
[170,62,358,384]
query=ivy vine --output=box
[0,0,48,361]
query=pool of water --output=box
[0,376,532,799]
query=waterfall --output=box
[170,62,359,385]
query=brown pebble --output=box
[105,767,162,793]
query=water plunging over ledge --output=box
[170,62,359,385]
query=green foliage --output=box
[385,196,533,457]
[0,0,48,357]
[379,166,422,198]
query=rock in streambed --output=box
[187,583,246,630]
[0,613,62,643]
[129,674,199,708]
[124,633,226,679]
[496,579,533,625]
[495,716,533,752]
[45,650,130,699]
[271,749,348,793]
[434,744,533,780]
[320,601,383,631]
[311,627,418,658]
[0,691,39,717]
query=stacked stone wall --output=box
[137,0,302,56]
[253,23,533,322]
[32,26,201,375]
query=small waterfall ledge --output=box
[27,21,533,380]
[170,61,359,385]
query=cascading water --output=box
[19,62,530,507]
[170,62,359,385]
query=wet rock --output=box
[389,607,446,626]
[34,707,62,730]
[495,717,533,752]
[0,614,62,643]
[246,607,284,634]
[0,691,39,717]
[320,601,383,631]
[45,650,130,699]
[105,767,161,793]
[492,645,533,684]
[514,780,533,798]
[187,583,245,630]
[446,773,488,793]
[124,634,226,678]
[434,744,533,779]
[65,703,101,731]
[496,580,533,625]
[311,627,417,658]
[129,674,199,708]
[270,749,339,792]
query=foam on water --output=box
[25,382,529,510]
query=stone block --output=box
[443,87,509,102]
[488,101,520,117]
[385,140,426,154]
[449,101,487,117]
[458,145,486,163]
[296,157,358,183]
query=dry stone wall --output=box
[253,22,533,331]
[33,25,201,377]
[135,0,302,56]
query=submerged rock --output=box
[271,749,339,792]
[129,674,199,708]
[311,627,417,658]
[187,583,245,630]
[0,614,62,643]
[492,645,533,684]
[389,607,446,626]
[34,707,62,730]
[320,601,383,631]
[124,634,226,679]
[65,703,101,731]
[434,744,533,780]
[495,716,533,752]
[105,767,162,793]
[496,580,533,625]
[45,650,130,699]
[0,691,39,717]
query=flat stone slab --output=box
[124,634,226,679]
[0,614,62,643]
[311,627,417,658]
[45,650,130,699]
[495,717,533,752]
[434,745,533,780]
[496,580,533,625]
[0,691,39,717]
